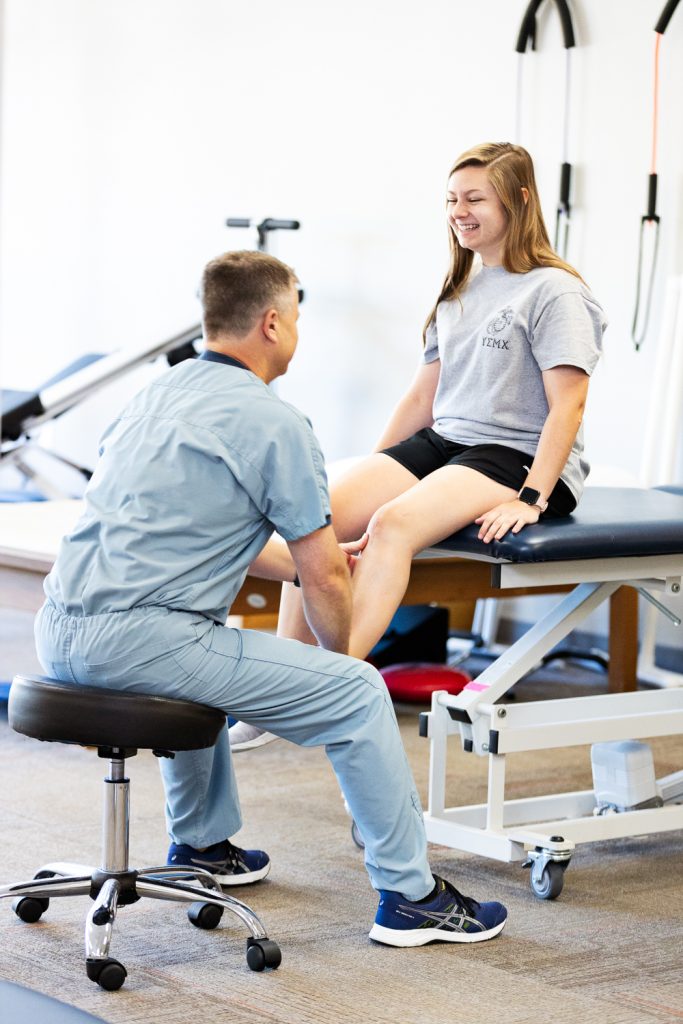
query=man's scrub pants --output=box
[35,601,434,901]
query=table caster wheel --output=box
[12,896,49,923]
[351,820,365,849]
[86,957,128,991]
[188,901,223,930]
[246,938,282,971]
[530,860,564,900]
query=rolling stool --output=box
[1,674,281,990]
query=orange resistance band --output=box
[651,32,662,176]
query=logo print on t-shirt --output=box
[482,306,514,350]
[486,307,514,334]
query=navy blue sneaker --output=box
[167,839,270,886]
[369,875,507,946]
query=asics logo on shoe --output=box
[190,854,249,873]
[397,900,484,932]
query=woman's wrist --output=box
[518,486,549,513]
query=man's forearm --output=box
[301,577,352,653]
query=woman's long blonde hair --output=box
[424,142,582,340]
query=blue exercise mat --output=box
[0,489,46,502]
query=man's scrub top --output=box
[43,351,331,623]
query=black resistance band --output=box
[515,0,576,259]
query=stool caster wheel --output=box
[246,938,282,971]
[86,957,128,991]
[12,896,49,922]
[530,860,564,900]
[188,901,223,930]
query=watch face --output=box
[519,487,541,505]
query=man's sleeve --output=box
[258,407,332,542]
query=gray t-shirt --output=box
[423,264,606,501]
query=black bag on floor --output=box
[367,605,448,668]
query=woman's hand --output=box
[475,500,540,543]
[340,533,368,574]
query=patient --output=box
[35,249,508,949]
[231,141,607,752]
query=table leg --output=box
[608,586,638,692]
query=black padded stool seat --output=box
[9,674,225,751]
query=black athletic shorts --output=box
[382,427,576,518]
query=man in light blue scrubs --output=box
[35,251,507,947]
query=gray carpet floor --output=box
[1,611,682,1024]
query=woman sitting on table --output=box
[232,140,607,750]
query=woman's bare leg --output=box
[277,454,419,644]
[347,466,517,659]
[232,454,422,751]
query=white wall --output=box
[1,0,682,646]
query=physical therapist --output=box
[35,249,507,948]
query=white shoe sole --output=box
[216,861,271,886]
[230,730,280,752]
[368,918,506,946]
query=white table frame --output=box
[421,551,683,895]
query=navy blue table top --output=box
[436,487,683,564]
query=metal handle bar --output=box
[226,218,300,232]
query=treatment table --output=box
[419,486,683,898]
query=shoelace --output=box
[213,841,246,870]
[439,877,480,917]
[186,841,247,871]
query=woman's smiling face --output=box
[446,165,509,267]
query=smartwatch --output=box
[518,486,548,513]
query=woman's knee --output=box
[329,454,416,542]
[366,500,415,552]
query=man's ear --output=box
[262,307,279,343]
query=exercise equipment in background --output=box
[226,217,300,257]
[514,0,576,258]
[379,663,470,703]
[366,606,472,702]
[0,218,301,500]
[1,325,203,499]
[635,0,683,680]
[631,0,681,350]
